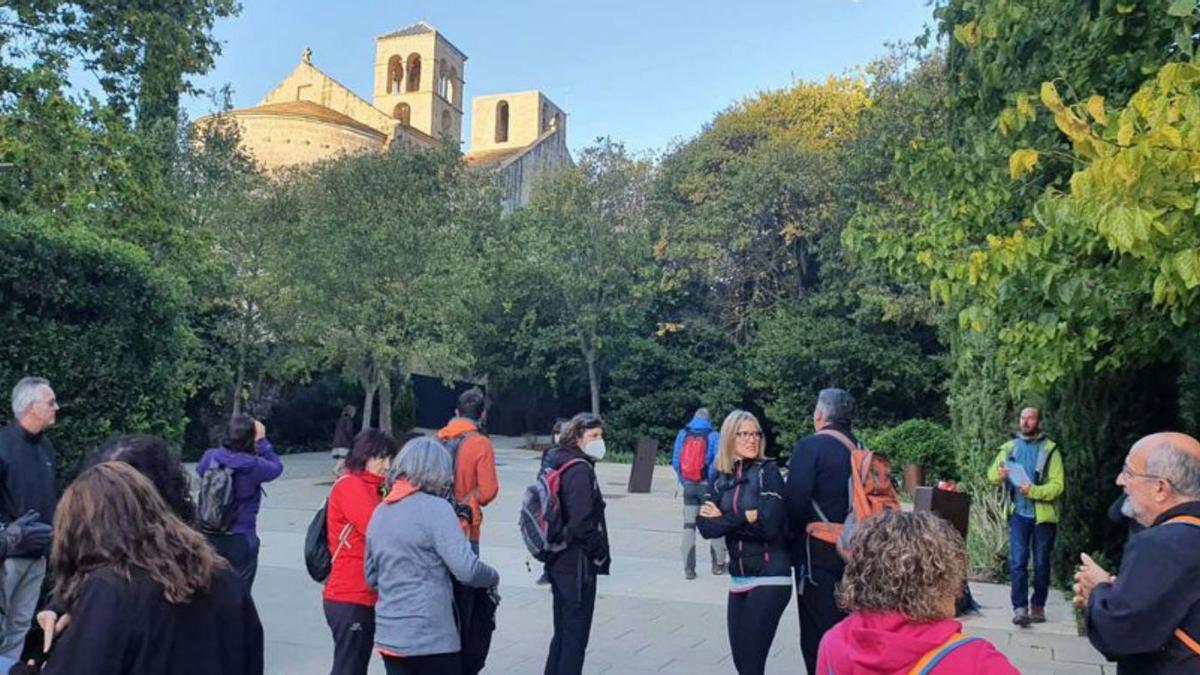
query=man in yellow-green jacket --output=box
[987,407,1064,628]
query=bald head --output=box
[1120,432,1200,526]
[1135,433,1200,498]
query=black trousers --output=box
[727,586,791,675]
[206,532,261,591]
[795,562,847,675]
[382,652,461,675]
[323,600,375,675]
[543,565,597,675]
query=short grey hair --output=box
[694,407,711,421]
[815,388,856,427]
[1147,442,1200,499]
[12,377,50,419]
[388,437,454,494]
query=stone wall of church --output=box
[225,114,385,173]
[260,63,395,137]
[496,128,573,212]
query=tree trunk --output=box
[378,373,393,435]
[361,378,378,432]
[584,347,601,415]
[231,342,246,418]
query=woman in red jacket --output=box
[323,429,399,675]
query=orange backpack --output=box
[805,429,902,558]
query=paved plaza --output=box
[249,436,1112,674]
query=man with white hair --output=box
[1074,432,1200,674]
[0,377,59,659]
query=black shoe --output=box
[685,569,697,580]
[536,572,550,586]
[712,563,727,576]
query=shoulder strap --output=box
[1176,628,1200,656]
[552,458,589,478]
[908,633,978,675]
[817,428,859,454]
[1166,515,1200,527]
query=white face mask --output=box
[582,439,606,461]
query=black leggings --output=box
[727,585,791,675]
[382,652,461,675]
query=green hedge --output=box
[868,418,958,482]
[0,214,191,482]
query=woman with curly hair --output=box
[22,461,262,675]
[817,510,1017,674]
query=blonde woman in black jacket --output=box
[698,410,791,675]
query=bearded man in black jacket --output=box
[1074,432,1200,674]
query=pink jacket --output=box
[817,611,1019,674]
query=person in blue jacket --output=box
[672,408,727,579]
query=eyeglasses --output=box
[735,431,764,440]
[1120,462,1172,486]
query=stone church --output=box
[205,21,572,211]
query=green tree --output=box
[513,139,655,415]
[273,146,499,434]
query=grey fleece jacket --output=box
[364,490,499,656]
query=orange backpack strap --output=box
[1176,628,1200,656]
[908,633,978,674]
[817,428,859,454]
[1165,517,1200,655]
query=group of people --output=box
[0,377,266,674]
[666,392,1018,675]
[0,373,1196,675]
[667,394,1200,674]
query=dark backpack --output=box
[679,430,708,482]
[454,582,499,675]
[519,458,588,562]
[196,464,237,534]
[305,479,353,583]
[443,430,479,463]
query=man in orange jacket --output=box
[437,388,499,552]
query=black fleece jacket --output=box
[784,424,858,569]
[544,447,610,576]
[22,566,263,675]
[698,458,791,577]
[0,423,57,536]
[1087,500,1200,674]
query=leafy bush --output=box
[868,419,958,482]
[965,483,1010,582]
[0,214,190,481]
[747,298,946,449]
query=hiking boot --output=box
[712,563,727,576]
[1030,606,1046,623]
[536,572,550,586]
[1013,607,1032,627]
[685,569,697,580]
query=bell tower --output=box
[373,21,466,143]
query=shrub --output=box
[0,214,190,481]
[868,419,958,482]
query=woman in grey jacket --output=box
[365,437,499,675]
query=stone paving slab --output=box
[247,438,1109,674]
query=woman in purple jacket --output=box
[196,414,283,590]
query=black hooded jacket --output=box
[697,458,791,578]
[543,446,610,576]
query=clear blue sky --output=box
[185,0,936,155]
